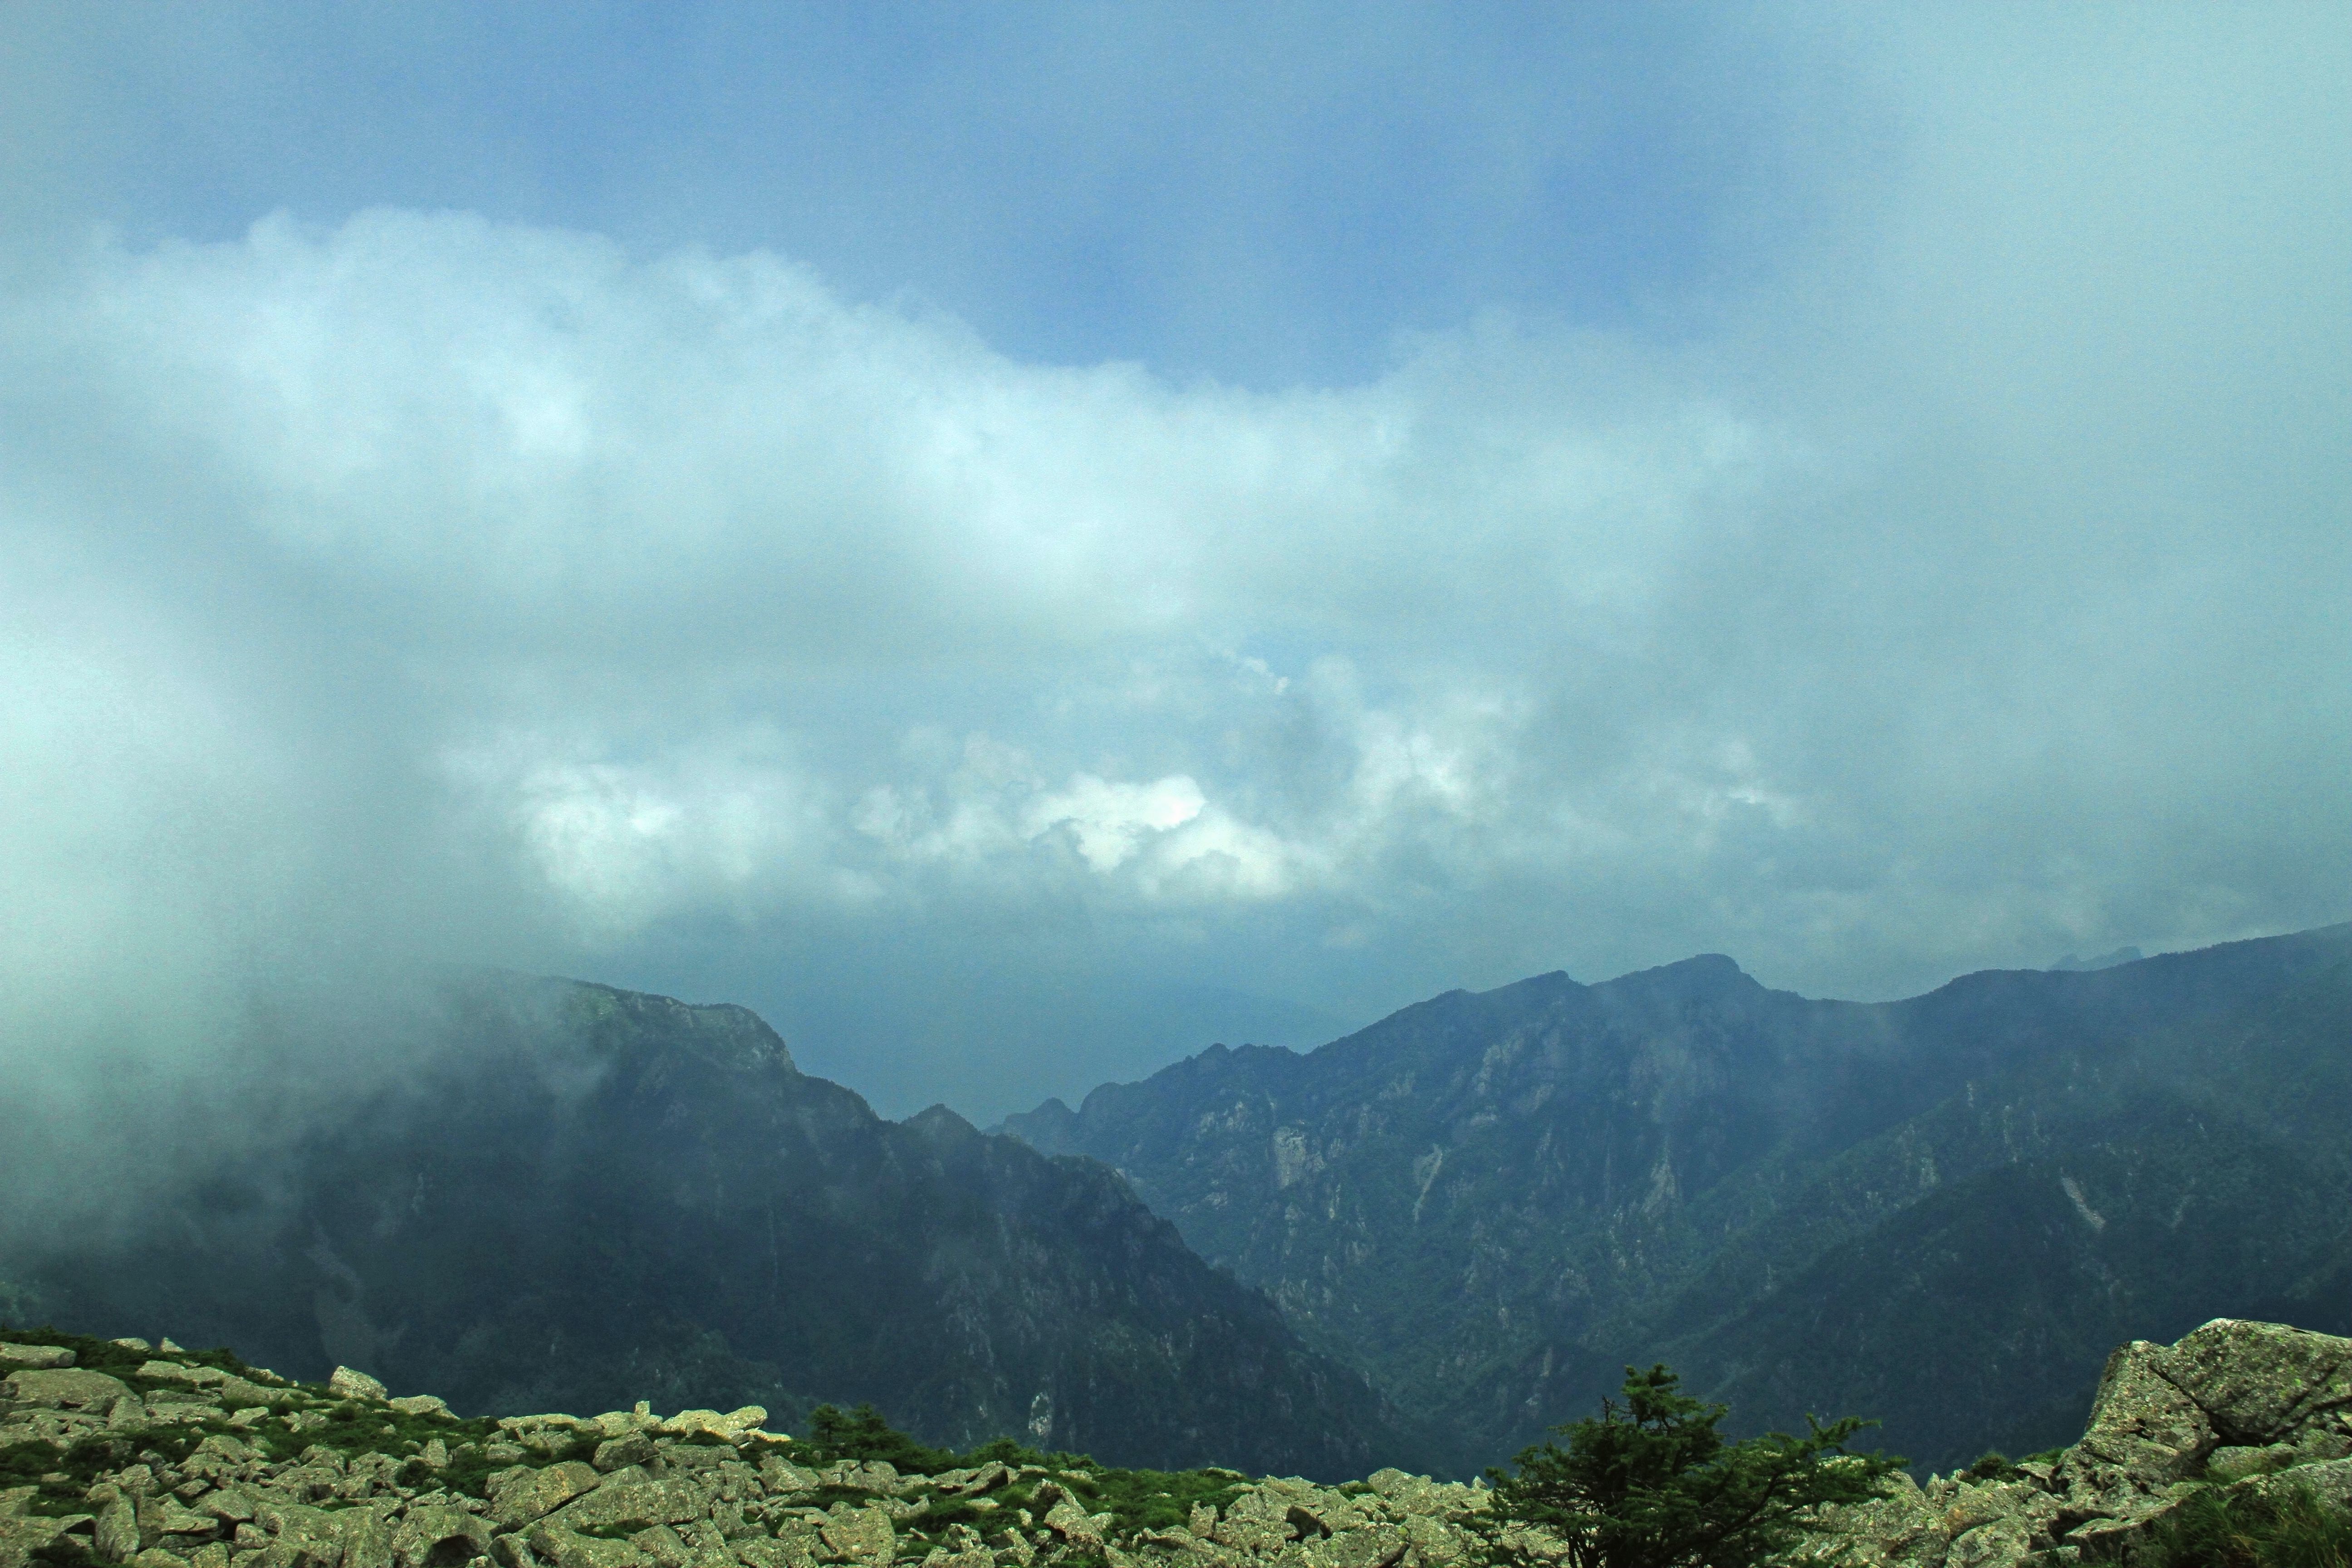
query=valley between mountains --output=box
[3,927,2345,1482]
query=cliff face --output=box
[1001,927,2352,1473]
[5,976,1403,1478]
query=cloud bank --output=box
[0,6,2344,1121]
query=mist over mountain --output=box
[1002,925,2352,1473]
[0,975,1406,1478]
[0,927,2342,1483]
[2049,945,2145,972]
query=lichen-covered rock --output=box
[94,1493,140,1563]
[5,1367,135,1409]
[817,1461,900,1494]
[0,1513,94,1568]
[751,1517,825,1568]
[1796,1318,2352,1568]
[754,1458,817,1498]
[328,1367,390,1402]
[595,1433,658,1473]
[1042,1498,1104,1548]
[528,1521,650,1568]
[140,1493,221,1544]
[2158,1318,2352,1447]
[489,1464,604,1531]
[546,1478,705,1535]
[251,1500,351,1568]
[656,1408,765,1441]
[394,1504,494,1568]
[214,1373,287,1409]
[1359,1474,1484,1523]
[342,1507,397,1568]
[816,1504,894,1568]
[1394,1513,1472,1568]
[1211,1489,1296,1554]
[1295,1524,1409,1568]
[917,1540,994,1568]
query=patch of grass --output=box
[1,1436,135,1516]
[1077,1467,1251,1542]
[766,1409,1247,1550]
[435,1445,505,1499]
[2138,1478,2352,1568]
[894,1463,1242,1546]
[251,1401,499,1466]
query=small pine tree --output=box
[803,1402,957,1472]
[1482,1364,1903,1568]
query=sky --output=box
[0,2,2345,1125]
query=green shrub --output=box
[774,1404,1242,1546]
[1960,1451,2019,1482]
[1482,1363,1904,1568]
[794,1403,962,1472]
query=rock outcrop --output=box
[1795,1318,2352,1567]
[4,1318,2344,1568]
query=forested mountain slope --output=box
[1003,926,2352,1472]
[2,977,1406,1478]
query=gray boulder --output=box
[5,1367,134,1408]
[328,1367,390,1402]
[393,1505,494,1568]
[489,1464,604,1531]
[546,1478,707,1534]
[1799,1318,2352,1568]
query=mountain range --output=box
[1000,925,2352,1473]
[1,977,1405,1478]
[3,925,2343,1480]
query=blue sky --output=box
[1,3,2345,1124]
[11,3,1842,381]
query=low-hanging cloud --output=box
[0,6,2345,1127]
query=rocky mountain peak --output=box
[557,979,799,1076]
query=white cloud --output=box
[1025,774,1207,874]
[453,729,834,940]
[0,4,2343,1124]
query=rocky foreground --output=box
[3,1319,2348,1568]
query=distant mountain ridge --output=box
[1000,925,2352,1474]
[3,975,1406,1477]
[7,928,2342,1483]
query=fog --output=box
[0,4,2342,1141]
